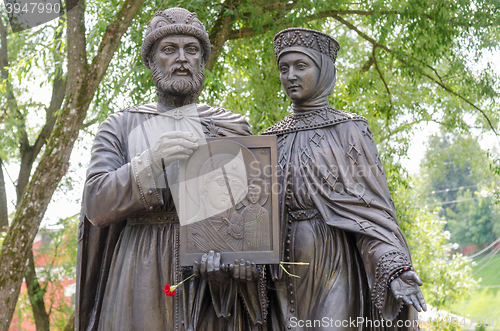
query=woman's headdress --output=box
[273,28,341,112]
[273,27,340,64]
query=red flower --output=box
[164,274,194,298]
[164,284,176,297]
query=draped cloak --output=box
[263,108,419,331]
[75,103,269,331]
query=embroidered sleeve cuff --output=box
[131,152,162,210]
[372,251,412,315]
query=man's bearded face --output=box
[150,35,205,97]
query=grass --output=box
[449,252,500,322]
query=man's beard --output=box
[151,61,204,98]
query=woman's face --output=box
[206,174,244,211]
[278,52,320,104]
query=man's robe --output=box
[263,107,419,330]
[75,103,268,331]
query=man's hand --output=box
[390,270,427,312]
[193,250,229,283]
[150,131,198,173]
[193,251,259,282]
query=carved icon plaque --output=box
[179,136,279,266]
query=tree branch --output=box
[32,18,67,158]
[378,118,435,142]
[82,116,100,129]
[330,14,498,136]
[227,9,396,40]
[361,56,375,72]
[372,46,392,108]
[0,15,29,152]
[17,17,67,204]
[260,0,298,12]
[420,70,498,136]
[88,0,146,94]
[206,0,238,72]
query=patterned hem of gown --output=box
[128,212,179,225]
[372,250,412,313]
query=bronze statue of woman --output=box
[263,28,426,330]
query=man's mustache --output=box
[167,63,195,78]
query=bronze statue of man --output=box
[75,8,266,331]
[263,28,426,330]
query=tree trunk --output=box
[0,0,146,329]
[22,16,68,331]
[63,312,75,331]
[25,250,50,331]
[0,159,8,230]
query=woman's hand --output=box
[228,259,259,282]
[193,251,259,282]
[390,270,427,312]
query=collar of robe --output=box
[263,107,366,135]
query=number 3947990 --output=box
[4,1,60,14]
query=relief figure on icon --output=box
[240,179,271,251]
[187,154,248,253]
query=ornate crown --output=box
[273,28,340,64]
[141,7,211,70]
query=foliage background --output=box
[0,0,499,329]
